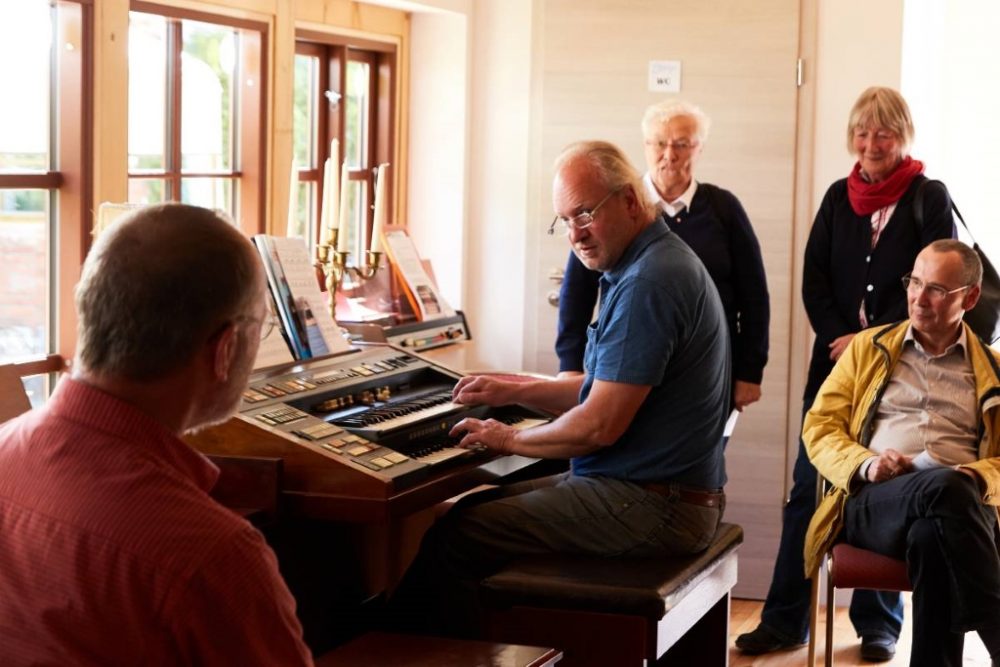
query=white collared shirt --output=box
[642,173,698,220]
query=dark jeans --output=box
[844,468,1000,666]
[387,473,723,638]
[758,398,903,643]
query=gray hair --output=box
[640,100,711,144]
[927,238,983,287]
[75,203,260,380]
[553,140,657,220]
[846,86,915,156]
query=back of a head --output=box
[75,203,259,381]
[553,140,657,219]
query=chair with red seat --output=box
[807,482,911,667]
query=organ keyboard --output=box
[185,344,551,523]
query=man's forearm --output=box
[503,379,650,459]
[503,402,614,459]
[507,375,585,415]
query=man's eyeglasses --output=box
[644,139,698,153]
[901,274,971,302]
[260,313,281,341]
[548,185,624,236]
[239,311,281,341]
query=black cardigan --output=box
[801,174,954,398]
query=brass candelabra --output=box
[314,229,383,318]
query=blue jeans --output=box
[388,472,724,638]
[844,468,1000,666]
[758,399,904,643]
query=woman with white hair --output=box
[556,99,770,413]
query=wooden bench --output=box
[479,522,743,667]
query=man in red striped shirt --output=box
[0,204,313,665]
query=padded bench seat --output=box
[480,522,743,667]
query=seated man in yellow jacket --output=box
[803,239,1000,667]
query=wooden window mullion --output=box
[168,18,182,199]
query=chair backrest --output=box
[0,364,32,424]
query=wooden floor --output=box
[729,597,992,666]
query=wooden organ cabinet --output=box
[185,344,553,651]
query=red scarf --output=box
[846,156,924,216]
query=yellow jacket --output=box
[802,320,1000,577]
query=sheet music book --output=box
[253,235,352,361]
[253,289,296,370]
[382,229,455,321]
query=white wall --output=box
[407,11,469,311]
[902,0,1000,263]
[459,0,534,370]
[812,0,904,211]
[405,0,534,372]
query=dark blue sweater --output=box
[556,183,770,384]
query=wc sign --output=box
[648,60,681,93]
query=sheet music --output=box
[383,230,455,321]
[266,236,351,357]
[251,286,295,370]
[253,326,296,370]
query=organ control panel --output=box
[185,344,550,522]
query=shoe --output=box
[860,635,896,662]
[735,625,807,655]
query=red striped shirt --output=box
[0,377,313,666]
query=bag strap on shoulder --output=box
[913,178,975,243]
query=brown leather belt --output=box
[640,483,725,508]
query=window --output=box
[291,36,396,255]
[127,2,267,235]
[0,0,90,402]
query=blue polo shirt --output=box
[572,218,731,489]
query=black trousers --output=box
[842,468,1000,666]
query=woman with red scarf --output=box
[737,87,954,661]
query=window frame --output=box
[128,1,268,238]
[0,0,93,372]
[294,32,396,250]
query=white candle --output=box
[318,158,331,243]
[288,161,299,234]
[337,162,351,252]
[370,163,388,253]
[326,140,339,235]
[319,140,340,245]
